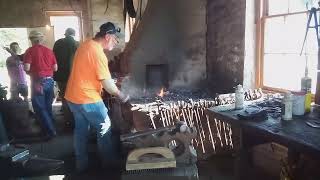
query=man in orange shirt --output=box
[65,22,129,172]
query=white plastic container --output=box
[235,84,244,110]
[282,92,293,120]
[292,91,305,116]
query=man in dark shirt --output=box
[53,28,79,124]
[53,28,79,101]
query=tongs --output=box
[306,119,320,128]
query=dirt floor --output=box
[10,103,274,180]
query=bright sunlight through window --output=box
[262,0,318,93]
[50,16,80,41]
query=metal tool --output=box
[306,119,320,128]
[300,6,320,55]
[121,122,197,170]
[126,147,176,170]
[300,2,320,104]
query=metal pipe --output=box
[215,118,223,147]
[160,110,165,127]
[227,123,233,148]
[206,115,216,152]
[149,112,156,129]
[166,110,172,125]
[223,121,228,146]
[120,125,175,141]
[196,108,205,139]
[218,120,223,147]
[164,110,170,126]
[194,108,205,153]
[170,108,174,122]
[182,108,187,124]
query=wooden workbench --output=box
[206,105,320,179]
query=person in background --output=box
[23,30,58,138]
[53,28,79,128]
[5,42,28,101]
[53,28,79,111]
[65,22,129,172]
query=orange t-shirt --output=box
[65,40,111,104]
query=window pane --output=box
[264,54,305,91]
[268,0,288,15]
[264,13,310,54]
[263,1,319,94]
[308,54,317,93]
[302,0,319,10]
[264,17,287,53]
[304,28,318,55]
[289,0,307,13]
[263,53,317,93]
[268,0,319,15]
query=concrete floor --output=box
[12,103,272,180]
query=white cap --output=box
[29,30,44,40]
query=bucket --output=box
[291,91,305,116]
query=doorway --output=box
[47,11,82,42]
[0,27,54,99]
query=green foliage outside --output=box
[0,61,5,68]
[0,28,29,67]
[0,84,7,101]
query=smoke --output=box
[120,76,145,98]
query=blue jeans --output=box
[67,100,118,171]
[31,78,56,136]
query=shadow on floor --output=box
[197,155,235,180]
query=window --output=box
[257,0,318,94]
[46,11,82,42]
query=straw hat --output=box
[29,30,44,40]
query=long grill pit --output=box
[127,88,263,158]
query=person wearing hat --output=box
[23,30,58,138]
[65,22,129,172]
[5,42,28,101]
[53,28,79,125]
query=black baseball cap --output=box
[99,22,121,34]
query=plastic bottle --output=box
[291,91,305,116]
[301,66,312,113]
[235,84,244,110]
[305,92,312,113]
[282,92,293,121]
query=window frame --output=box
[256,0,317,97]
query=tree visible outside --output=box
[0,28,29,98]
[0,28,29,67]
